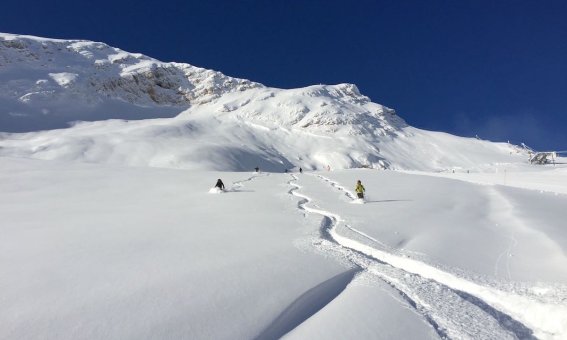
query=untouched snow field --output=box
[1,157,566,339]
[404,163,567,195]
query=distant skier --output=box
[215,179,225,191]
[254,167,259,172]
[299,167,303,174]
[355,180,365,199]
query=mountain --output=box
[0,33,527,171]
[0,33,259,131]
[2,34,567,340]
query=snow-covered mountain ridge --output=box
[0,33,260,104]
[3,34,567,339]
[0,33,260,131]
[0,33,527,171]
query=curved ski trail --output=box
[290,174,567,339]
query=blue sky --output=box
[2,0,566,150]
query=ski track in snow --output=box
[286,173,567,340]
[493,233,517,282]
[230,172,268,191]
[316,174,357,200]
[487,187,526,283]
[227,171,363,340]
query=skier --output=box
[215,178,225,191]
[254,166,259,172]
[299,167,303,174]
[355,180,365,199]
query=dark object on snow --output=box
[529,151,558,165]
[284,169,288,173]
[299,167,303,173]
[255,167,259,172]
[215,179,225,190]
[355,180,365,199]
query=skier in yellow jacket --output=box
[355,180,365,199]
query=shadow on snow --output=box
[254,268,361,340]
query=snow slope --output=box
[0,83,528,172]
[2,33,565,339]
[290,169,567,339]
[0,158,438,339]
[1,158,566,339]
[404,161,567,195]
[1,33,528,172]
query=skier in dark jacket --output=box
[215,179,225,191]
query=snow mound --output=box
[208,187,224,194]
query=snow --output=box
[1,158,566,339]
[1,32,567,339]
[0,158,349,339]
[0,32,260,132]
[48,72,78,87]
[0,83,527,172]
[288,170,567,339]
[285,275,439,339]
[404,162,567,195]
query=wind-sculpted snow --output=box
[255,268,360,340]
